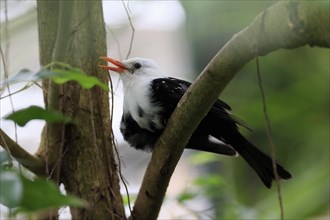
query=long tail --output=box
[215,130,292,188]
[236,137,291,188]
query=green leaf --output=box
[4,105,70,127]
[52,68,108,91]
[0,170,86,212]
[0,151,11,165]
[122,194,136,206]
[1,63,108,91]
[0,69,57,88]
[189,152,218,165]
[0,170,23,208]
[177,190,197,203]
[19,176,86,212]
[193,175,224,187]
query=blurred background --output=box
[1,1,329,219]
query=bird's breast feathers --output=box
[123,78,164,132]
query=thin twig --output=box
[4,0,10,75]
[48,142,70,179]
[106,2,135,210]
[113,137,132,213]
[256,8,284,220]
[126,0,132,14]
[121,0,135,59]
[108,72,132,214]
[256,56,284,220]
[106,25,123,60]
[0,83,34,99]
[1,4,18,169]
[105,26,123,91]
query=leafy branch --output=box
[131,1,329,219]
[0,64,108,175]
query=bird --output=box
[99,56,292,188]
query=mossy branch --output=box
[132,1,329,219]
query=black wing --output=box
[150,77,243,126]
[150,77,238,156]
[150,77,292,187]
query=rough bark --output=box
[131,1,330,219]
[36,1,126,219]
[36,1,66,219]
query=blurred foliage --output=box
[0,151,86,217]
[181,1,329,219]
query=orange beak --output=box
[99,57,127,73]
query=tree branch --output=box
[132,1,329,219]
[0,129,45,175]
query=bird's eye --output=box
[134,62,141,69]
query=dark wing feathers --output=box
[151,77,245,128]
[169,77,232,111]
[150,77,237,156]
[150,77,292,188]
[151,78,187,105]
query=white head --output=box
[100,57,165,80]
[100,57,166,130]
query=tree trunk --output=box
[36,1,126,219]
